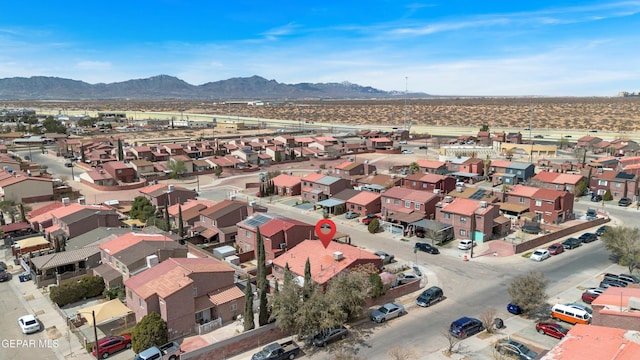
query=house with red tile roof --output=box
[192,200,252,243]
[530,188,574,224]
[591,287,640,331]
[139,183,197,207]
[488,159,512,175]
[503,185,539,210]
[446,157,485,179]
[205,155,245,169]
[131,146,153,160]
[610,138,640,156]
[366,137,394,150]
[236,213,315,261]
[541,324,640,360]
[358,174,401,190]
[589,170,638,200]
[334,161,370,179]
[531,171,584,193]
[124,257,242,340]
[169,154,194,173]
[102,161,136,183]
[0,172,54,203]
[402,173,457,194]
[416,159,448,174]
[576,135,602,149]
[435,197,501,241]
[345,191,381,217]
[95,232,186,288]
[29,203,121,240]
[168,199,217,230]
[301,174,351,203]
[163,143,185,156]
[381,187,439,226]
[271,174,302,196]
[271,240,382,287]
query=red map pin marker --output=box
[315,219,337,249]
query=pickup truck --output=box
[251,340,300,360]
[134,341,181,360]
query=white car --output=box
[401,150,414,154]
[458,239,477,250]
[530,249,551,262]
[18,314,41,334]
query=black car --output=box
[578,232,597,243]
[595,226,610,236]
[449,317,484,339]
[414,242,440,254]
[562,237,582,249]
[416,286,444,307]
[600,279,627,288]
[418,145,428,149]
[618,197,632,207]
[311,326,348,347]
[495,339,538,360]
[591,194,602,202]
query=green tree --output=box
[507,272,548,315]
[479,124,489,132]
[600,226,640,273]
[257,227,270,326]
[80,144,86,163]
[130,196,156,222]
[42,116,67,134]
[163,202,170,231]
[295,288,342,338]
[557,137,569,149]
[177,205,184,237]
[574,179,588,197]
[243,281,255,331]
[131,312,168,354]
[168,159,185,179]
[303,258,314,301]
[603,189,613,201]
[19,203,27,223]
[117,138,124,161]
[408,162,420,174]
[274,151,282,162]
[213,165,223,177]
[367,218,380,233]
[269,264,300,332]
[483,155,492,181]
[324,269,368,320]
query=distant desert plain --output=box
[2,97,640,134]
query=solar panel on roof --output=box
[244,214,271,227]
[616,172,635,180]
[469,190,487,200]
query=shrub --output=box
[131,312,168,353]
[368,218,380,234]
[50,281,86,307]
[80,276,105,298]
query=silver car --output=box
[371,303,405,323]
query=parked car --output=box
[562,237,582,250]
[18,314,41,334]
[585,287,606,295]
[311,326,348,347]
[603,273,620,282]
[344,211,359,219]
[397,272,420,285]
[548,243,564,255]
[530,249,550,262]
[449,317,484,338]
[535,322,569,339]
[0,268,9,282]
[251,340,300,360]
[92,334,132,358]
[0,261,6,270]
[401,149,414,154]
[457,239,477,250]
[595,226,610,236]
[585,208,597,219]
[374,251,394,264]
[414,242,439,254]
[618,274,640,284]
[618,197,632,207]
[64,162,73,167]
[362,214,381,225]
[566,303,593,315]
[578,232,597,243]
[591,194,602,202]
[495,339,538,360]
[581,291,599,304]
[600,279,627,288]
[418,145,428,149]
[416,286,444,307]
[370,303,405,323]
[507,303,523,315]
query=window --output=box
[519,197,525,203]
[598,180,608,186]
[357,206,362,211]
[405,201,411,208]
[460,216,467,223]
[246,230,250,238]
[412,181,416,186]
[193,287,197,297]
[422,183,427,188]
[394,199,399,205]
[386,198,390,204]
[415,203,420,210]
[460,229,467,236]
[535,200,542,206]
[127,290,132,299]
[444,213,451,219]
[230,303,237,312]
[615,183,621,188]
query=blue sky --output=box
[1,1,639,96]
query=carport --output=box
[316,198,346,215]
[409,219,453,244]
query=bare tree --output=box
[388,346,416,360]
[480,308,498,334]
[442,329,461,357]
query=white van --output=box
[551,304,592,325]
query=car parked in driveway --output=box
[581,291,599,304]
[370,303,405,323]
[548,243,564,255]
[495,339,538,360]
[344,211,359,219]
[362,214,381,225]
[92,334,132,358]
[591,194,602,202]
[457,239,476,250]
[600,279,627,288]
[414,242,439,254]
[618,274,640,284]
[374,251,394,264]
[397,272,420,285]
[562,237,582,249]
[618,197,632,206]
[311,326,348,347]
[530,249,550,262]
[0,268,9,282]
[578,232,597,243]
[585,287,606,295]
[536,322,569,339]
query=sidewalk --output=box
[3,248,93,360]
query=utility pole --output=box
[470,208,476,259]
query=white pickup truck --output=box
[134,341,181,360]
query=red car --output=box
[536,322,569,339]
[548,243,564,255]
[361,214,381,225]
[582,291,599,304]
[92,334,132,358]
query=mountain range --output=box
[0,75,430,100]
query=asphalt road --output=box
[14,146,84,181]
